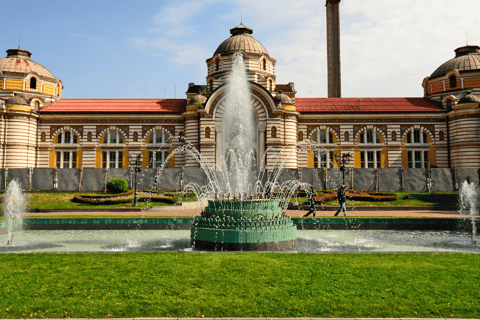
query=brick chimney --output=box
[326,0,341,98]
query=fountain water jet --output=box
[459,181,478,245]
[188,52,298,250]
[3,180,27,245]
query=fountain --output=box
[2,180,27,245]
[459,181,478,245]
[187,52,297,250]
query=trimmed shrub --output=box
[106,178,128,193]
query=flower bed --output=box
[73,192,177,205]
[312,190,409,203]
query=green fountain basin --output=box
[191,199,296,251]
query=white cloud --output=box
[130,0,480,97]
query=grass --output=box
[0,253,479,318]
[295,191,459,208]
[0,192,198,211]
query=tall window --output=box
[360,151,381,168]
[56,151,77,169]
[102,151,123,169]
[215,58,219,71]
[55,130,79,168]
[298,131,303,142]
[405,128,431,168]
[311,129,336,168]
[449,75,457,89]
[407,150,430,168]
[30,77,37,90]
[271,126,277,138]
[205,127,211,139]
[146,130,171,168]
[148,151,170,168]
[100,130,125,169]
[262,58,266,71]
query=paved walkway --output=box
[26,208,469,219]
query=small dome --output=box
[430,45,480,78]
[0,48,57,80]
[6,94,28,106]
[274,91,293,105]
[214,24,268,56]
[188,94,207,106]
[457,91,480,105]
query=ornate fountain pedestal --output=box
[191,199,297,251]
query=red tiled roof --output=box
[40,99,187,113]
[295,98,444,113]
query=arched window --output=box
[298,131,303,142]
[446,99,452,109]
[87,132,92,142]
[439,131,445,141]
[311,129,337,168]
[208,79,213,92]
[35,101,40,109]
[268,79,273,91]
[449,75,457,89]
[215,58,219,71]
[56,130,78,144]
[344,131,349,142]
[30,77,37,90]
[146,130,171,168]
[392,131,397,141]
[41,132,46,142]
[100,130,125,169]
[263,58,266,71]
[405,129,431,169]
[133,131,138,142]
[271,126,277,138]
[205,127,211,139]
[359,129,381,144]
[55,130,79,169]
[101,130,124,145]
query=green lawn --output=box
[0,253,478,318]
[295,192,459,208]
[0,192,198,211]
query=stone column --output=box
[215,123,222,168]
[258,122,266,171]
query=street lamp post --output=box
[335,152,352,186]
[129,154,144,206]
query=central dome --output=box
[214,24,269,56]
[0,48,57,80]
[430,45,480,78]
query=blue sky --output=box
[2,0,480,99]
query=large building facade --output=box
[0,23,479,171]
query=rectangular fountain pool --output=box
[1,229,478,253]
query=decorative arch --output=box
[308,126,340,144]
[52,127,82,144]
[97,127,128,144]
[401,126,434,144]
[354,126,386,144]
[142,126,173,142]
[442,95,456,109]
[205,81,276,118]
